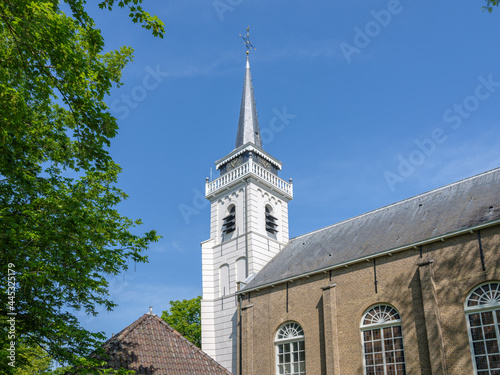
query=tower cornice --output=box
[215,143,282,171]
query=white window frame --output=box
[465,282,500,375]
[275,322,305,375]
[360,304,406,375]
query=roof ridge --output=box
[151,315,232,374]
[105,314,232,374]
[290,167,500,241]
[104,313,149,345]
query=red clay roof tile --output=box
[102,313,232,375]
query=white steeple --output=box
[201,52,293,374]
[235,57,262,149]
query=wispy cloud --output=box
[151,240,187,254]
[165,58,231,78]
[163,38,347,79]
[259,38,345,62]
[408,131,500,189]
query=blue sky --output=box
[78,0,500,338]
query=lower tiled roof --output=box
[102,313,232,375]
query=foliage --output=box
[10,344,136,375]
[47,358,136,375]
[12,344,52,375]
[484,0,500,12]
[0,0,163,373]
[161,296,202,348]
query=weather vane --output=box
[239,26,256,55]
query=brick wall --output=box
[238,224,500,375]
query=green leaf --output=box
[161,296,202,348]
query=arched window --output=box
[361,305,406,375]
[219,264,229,296]
[275,322,305,375]
[236,257,247,283]
[465,282,500,375]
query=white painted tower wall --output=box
[201,176,290,373]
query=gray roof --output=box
[235,57,262,149]
[243,167,500,291]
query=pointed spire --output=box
[235,56,262,149]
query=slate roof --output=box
[243,167,500,291]
[235,57,262,149]
[102,312,231,375]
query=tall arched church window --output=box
[265,205,278,234]
[275,322,305,375]
[222,205,236,235]
[465,282,500,375]
[361,305,406,375]
[219,264,229,297]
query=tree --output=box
[0,1,163,373]
[484,0,499,12]
[161,296,202,348]
[12,344,52,375]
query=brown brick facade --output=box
[238,225,500,375]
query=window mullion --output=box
[495,310,500,371]
[465,313,479,375]
[381,329,388,375]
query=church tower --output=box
[201,55,293,373]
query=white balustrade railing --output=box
[205,160,293,198]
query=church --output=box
[200,53,500,375]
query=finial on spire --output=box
[235,32,261,149]
[239,26,256,57]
